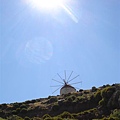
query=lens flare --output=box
[25,0,79,23]
[29,0,63,10]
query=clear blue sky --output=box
[0,0,120,103]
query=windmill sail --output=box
[51,70,81,95]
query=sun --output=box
[25,0,78,23]
[29,0,63,11]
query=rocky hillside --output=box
[0,84,120,120]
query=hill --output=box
[0,83,120,120]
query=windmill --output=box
[51,70,82,95]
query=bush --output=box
[42,114,51,119]
[63,93,71,97]
[84,90,90,94]
[7,115,23,120]
[99,98,107,106]
[59,111,74,119]
[30,99,37,103]
[0,105,2,109]
[16,108,20,113]
[0,110,5,117]
[20,104,27,109]
[12,110,17,115]
[58,99,64,106]
[110,109,120,119]
[94,90,102,103]
[66,95,76,103]
[13,103,20,108]
[107,90,120,109]
[79,89,83,92]
[48,97,57,103]
[76,96,85,102]
[24,100,31,104]
[52,103,59,111]
[101,87,115,99]
[0,104,7,109]
[32,117,41,120]
[20,108,27,113]
[53,116,62,120]
[0,118,5,120]
[91,86,97,92]
[24,116,31,120]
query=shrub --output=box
[20,104,27,109]
[79,89,83,92]
[0,105,2,109]
[63,93,71,97]
[70,95,76,100]
[24,116,31,120]
[58,99,64,106]
[24,100,31,104]
[89,95,94,102]
[12,110,17,115]
[13,102,21,109]
[42,114,51,119]
[30,99,37,103]
[20,108,27,113]
[66,95,76,103]
[48,97,57,103]
[94,90,102,103]
[91,86,97,92]
[48,96,52,99]
[0,104,7,109]
[63,100,72,107]
[16,108,20,113]
[107,90,120,109]
[52,103,59,111]
[53,116,62,120]
[77,96,86,102]
[101,86,115,99]
[0,110,5,117]
[84,90,90,94]
[110,109,120,119]
[0,118,5,120]
[32,117,41,120]
[7,115,23,120]
[99,98,107,106]
[59,111,74,119]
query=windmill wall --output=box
[60,86,76,95]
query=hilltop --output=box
[0,83,120,120]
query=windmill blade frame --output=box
[67,71,73,83]
[57,73,63,81]
[51,70,81,95]
[68,75,80,83]
[52,79,64,84]
[70,81,82,85]
[64,70,66,81]
[52,87,61,94]
[50,85,63,87]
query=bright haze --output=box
[0,0,120,103]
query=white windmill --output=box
[51,70,82,95]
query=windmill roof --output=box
[61,84,75,89]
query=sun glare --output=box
[26,0,78,23]
[30,0,63,10]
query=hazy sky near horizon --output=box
[0,0,120,103]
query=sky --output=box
[0,0,120,104]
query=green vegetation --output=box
[42,114,51,119]
[0,84,119,120]
[52,103,59,111]
[58,111,74,119]
[0,118,6,120]
[110,109,120,119]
